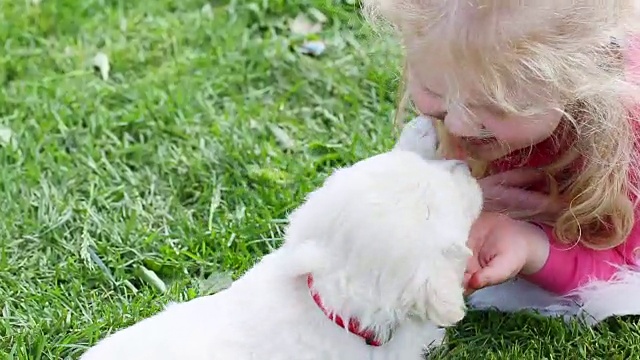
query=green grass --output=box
[1,0,639,359]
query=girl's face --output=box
[408,66,563,161]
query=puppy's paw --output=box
[394,116,439,160]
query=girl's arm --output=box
[520,223,640,295]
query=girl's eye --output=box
[486,106,507,118]
[423,86,442,98]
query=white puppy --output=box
[80,117,482,360]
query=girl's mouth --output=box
[460,136,498,146]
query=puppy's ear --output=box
[280,241,330,276]
[423,244,471,327]
[424,271,467,327]
[393,116,439,160]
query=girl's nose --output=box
[443,110,484,137]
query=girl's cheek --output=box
[409,84,445,116]
[483,118,530,144]
[484,113,558,145]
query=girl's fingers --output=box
[468,254,517,289]
[480,168,546,187]
[483,186,548,209]
[463,286,476,297]
[482,199,509,213]
[483,186,564,215]
[465,254,481,274]
[463,273,473,288]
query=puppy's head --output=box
[284,148,482,328]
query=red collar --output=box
[306,274,384,347]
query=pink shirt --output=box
[523,221,640,295]
[489,37,640,295]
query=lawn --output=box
[1,0,639,359]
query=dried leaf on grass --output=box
[198,271,233,296]
[92,52,110,81]
[135,265,168,293]
[290,13,322,36]
[298,40,326,56]
[201,3,214,18]
[268,124,296,150]
[0,127,14,146]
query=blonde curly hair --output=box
[363,0,640,250]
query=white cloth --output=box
[467,265,640,325]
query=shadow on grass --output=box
[426,310,640,360]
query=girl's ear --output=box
[393,116,440,160]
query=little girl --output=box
[364,1,640,317]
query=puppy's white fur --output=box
[80,117,482,360]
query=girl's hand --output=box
[479,168,564,222]
[463,212,550,295]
